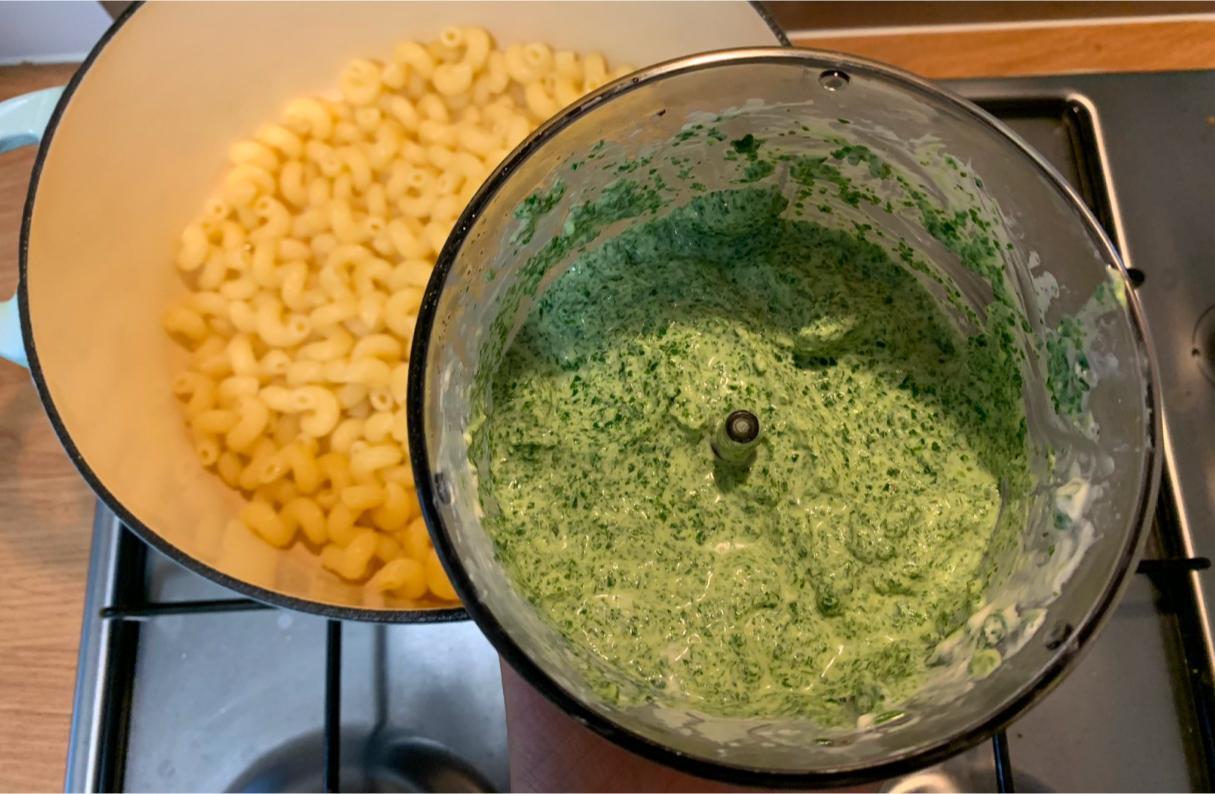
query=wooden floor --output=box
[0,61,98,794]
[0,17,1213,793]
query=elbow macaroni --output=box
[165,24,631,602]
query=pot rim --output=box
[407,46,1163,784]
[14,0,788,626]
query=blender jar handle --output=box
[0,86,64,368]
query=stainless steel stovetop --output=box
[65,70,1215,792]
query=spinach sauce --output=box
[474,138,1029,725]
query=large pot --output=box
[409,49,1161,782]
[0,2,785,619]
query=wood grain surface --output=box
[0,17,1212,794]
[791,18,1215,78]
[0,62,94,794]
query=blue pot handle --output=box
[0,86,65,368]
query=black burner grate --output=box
[92,519,1212,793]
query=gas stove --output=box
[65,69,1215,792]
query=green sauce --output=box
[477,183,1028,723]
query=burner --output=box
[227,729,492,794]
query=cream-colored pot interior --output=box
[22,2,783,615]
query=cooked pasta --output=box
[163,25,632,603]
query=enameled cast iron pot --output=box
[0,1,784,620]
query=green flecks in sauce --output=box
[1045,316,1091,416]
[730,133,763,158]
[477,182,1028,725]
[512,180,567,245]
[741,160,775,183]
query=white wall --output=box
[0,1,111,65]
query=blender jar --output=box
[407,49,1159,784]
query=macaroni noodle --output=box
[165,25,631,603]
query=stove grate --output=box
[94,520,1213,793]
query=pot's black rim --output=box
[407,48,1162,785]
[15,0,465,625]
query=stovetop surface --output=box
[66,69,1215,793]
